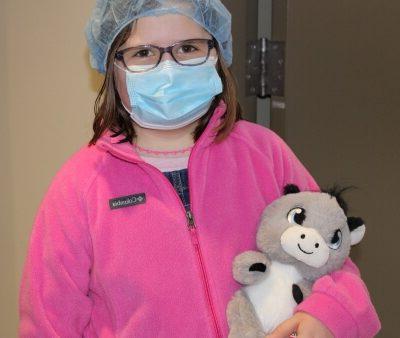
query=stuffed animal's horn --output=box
[348,216,366,245]
[347,217,364,231]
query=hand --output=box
[265,312,334,338]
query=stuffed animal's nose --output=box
[281,225,330,268]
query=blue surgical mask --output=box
[115,57,223,130]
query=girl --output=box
[18,0,380,337]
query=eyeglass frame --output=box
[115,38,217,73]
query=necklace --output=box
[133,143,194,157]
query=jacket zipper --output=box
[185,137,222,338]
[186,209,222,338]
[139,160,222,338]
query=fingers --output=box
[295,320,334,338]
[266,316,299,338]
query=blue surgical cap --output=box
[85,0,232,73]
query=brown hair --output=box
[88,23,243,146]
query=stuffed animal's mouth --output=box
[297,243,313,255]
[282,225,330,267]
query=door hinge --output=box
[246,38,285,98]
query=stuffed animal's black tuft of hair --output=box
[322,184,358,215]
[283,184,301,195]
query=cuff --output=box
[295,291,358,338]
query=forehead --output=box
[271,192,347,225]
[284,192,343,213]
[124,13,211,47]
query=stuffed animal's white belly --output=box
[243,260,303,334]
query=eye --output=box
[287,207,306,225]
[178,44,199,54]
[133,48,154,58]
[329,229,342,250]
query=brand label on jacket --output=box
[109,193,146,210]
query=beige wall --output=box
[1,1,16,337]
[1,1,102,335]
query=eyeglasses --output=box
[115,38,216,73]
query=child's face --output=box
[114,14,218,115]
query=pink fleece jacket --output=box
[18,99,380,337]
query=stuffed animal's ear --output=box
[283,184,300,195]
[232,251,270,285]
[348,216,366,245]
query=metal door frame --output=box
[256,0,272,127]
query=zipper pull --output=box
[186,210,196,229]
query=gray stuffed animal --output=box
[226,184,366,337]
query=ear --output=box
[284,184,301,195]
[232,251,270,285]
[249,263,267,272]
[348,216,366,245]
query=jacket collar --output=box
[95,99,227,164]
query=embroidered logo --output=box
[109,193,146,210]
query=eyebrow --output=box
[122,38,210,48]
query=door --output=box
[270,1,400,336]
[222,0,272,126]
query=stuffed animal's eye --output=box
[329,229,342,250]
[287,207,306,225]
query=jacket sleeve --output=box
[18,162,93,337]
[295,258,381,337]
[273,132,381,337]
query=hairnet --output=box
[85,0,232,73]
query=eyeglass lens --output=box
[120,39,211,72]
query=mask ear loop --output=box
[113,61,132,115]
[114,61,126,72]
[208,55,218,66]
[120,99,132,115]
